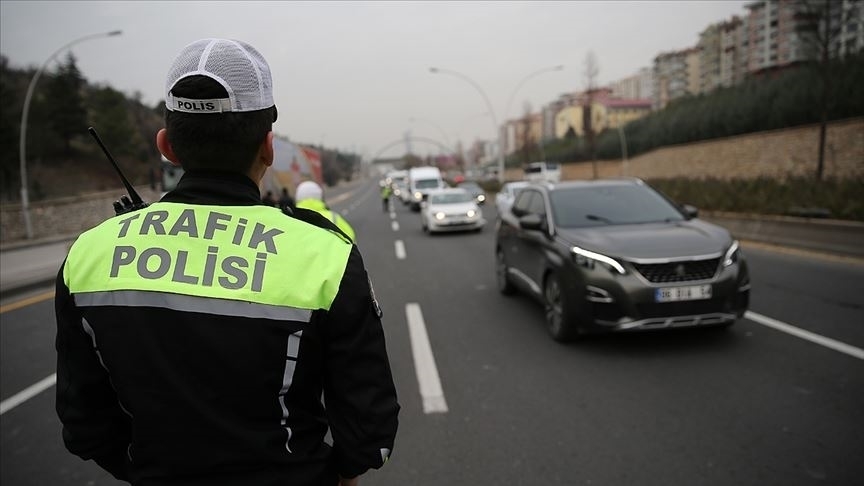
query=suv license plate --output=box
[655,285,712,302]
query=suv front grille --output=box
[632,258,721,283]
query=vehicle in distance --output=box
[409,166,446,211]
[495,178,749,342]
[523,161,561,183]
[457,181,486,205]
[495,181,529,218]
[421,188,486,234]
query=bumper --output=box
[428,218,486,233]
[573,262,750,333]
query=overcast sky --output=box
[1,1,750,159]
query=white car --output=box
[494,181,530,218]
[421,188,486,234]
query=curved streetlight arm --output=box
[18,30,122,239]
[430,66,503,182]
[502,65,564,123]
[408,116,452,148]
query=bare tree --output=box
[583,50,599,178]
[799,0,860,180]
[519,101,538,164]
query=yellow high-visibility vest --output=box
[64,202,352,315]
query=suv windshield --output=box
[415,179,440,189]
[549,185,685,228]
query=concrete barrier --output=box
[701,211,864,258]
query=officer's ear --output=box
[259,131,274,168]
[156,129,181,166]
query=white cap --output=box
[295,181,323,202]
[165,38,274,114]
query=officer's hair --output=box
[164,75,277,173]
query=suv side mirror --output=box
[519,213,546,231]
[682,204,699,219]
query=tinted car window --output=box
[415,179,440,189]
[526,191,547,217]
[512,189,537,216]
[549,184,685,228]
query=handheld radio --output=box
[88,127,149,215]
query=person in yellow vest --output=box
[380,184,392,212]
[54,38,398,486]
[294,181,356,242]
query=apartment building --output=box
[653,47,700,109]
[699,23,723,93]
[501,114,543,156]
[609,67,655,101]
[554,89,652,138]
[830,0,864,58]
[720,16,748,88]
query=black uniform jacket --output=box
[55,170,399,485]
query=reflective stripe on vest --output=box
[64,202,352,313]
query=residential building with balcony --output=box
[609,67,655,101]
[653,47,701,109]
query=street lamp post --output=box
[408,116,452,150]
[430,65,563,184]
[18,30,122,239]
[503,65,563,166]
[615,111,629,176]
[429,67,504,183]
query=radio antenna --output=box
[88,126,145,207]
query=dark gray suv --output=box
[495,179,750,342]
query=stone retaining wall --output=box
[1,188,161,243]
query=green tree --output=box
[0,55,23,198]
[88,85,139,155]
[46,52,87,155]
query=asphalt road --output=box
[2,178,863,486]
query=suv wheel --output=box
[496,249,516,295]
[544,272,579,342]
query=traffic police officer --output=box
[55,38,399,486]
[294,180,356,242]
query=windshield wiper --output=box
[585,214,613,224]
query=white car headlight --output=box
[477,195,486,202]
[723,240,740,267]
[414,191,422,200]
[570,246,626,275]
[467,210,476,218]
[434,212,446,220]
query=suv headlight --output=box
[413,191,422,200]
[723,240,740,267]
[571,246,626,275]
[434,212,446,220]
[467,209,476,218]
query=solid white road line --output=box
[745,311,864,360]
[405,303,449,414]
[395,240,406,260]
[390,211,396,219]
[0,373,57,415]
[392,221,399,232]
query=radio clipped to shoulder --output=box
[88,127,149,215]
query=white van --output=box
[408,166,446,211]
[523,161,561,183]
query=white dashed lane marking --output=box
[405,303,448,414]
